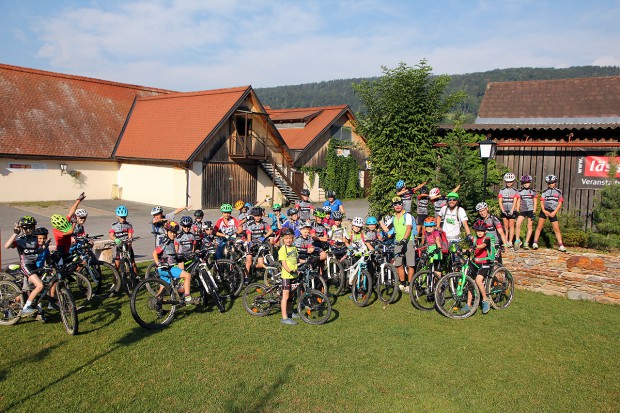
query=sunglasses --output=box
[393,202,403,206]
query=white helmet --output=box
[151,206,163,215]
[75,209,88,218]
[352,216,364,227]
[475,202,489,211]
[429,188,441,198]
[504,172,516,182]
[382,215,393,227]
[545,174,558,183]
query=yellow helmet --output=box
[234,200,244,210]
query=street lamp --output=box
[478,139,497,202]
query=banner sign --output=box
[574,155,620,189]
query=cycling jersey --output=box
[349,231,367,254]
[279,245,299,279]
[53,213,73,254]
[417,195,430,216]
[238,212,249,223]
[498,186,520,212]
[328,225,349,243]
[478,215,503,244]
[282,220,301,237]
[267,213,285,231]
[214,217,240,237]
[294,236,314,253]
[245,219,269,242]
[364,229,380,243]
[311,221,327,238]
[400,188,414,201]
[541,188,564,211]
[518,188,538,212]
[12,234,39,266]
[392,212,414,242]
[433,198,447,217]
[176,231,196,255]
[109,221,134,241]
[438,206,468,241]
[295,200,314,221]
[152,212,176,246]
[323,199,343,212]
[154,237,179,265]
[423,229,442,247]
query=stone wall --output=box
[504,249,620,305]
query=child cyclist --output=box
[176,216,197,269]
[420,217,443,279]
[498,173,520,247]
[363,217,382,250]
[153,221,193,303]
[466,219,497,314]
[279,228,299,325]
[514,175,538,250]
[532,175,566,252]
[109,206,139,276]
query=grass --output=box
[1,263,619,413]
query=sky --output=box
[1,0,619,92]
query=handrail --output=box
[271,161,301,198]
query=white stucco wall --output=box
[256,167,283,207]
[118,163,188,207]
[0,159,118,202]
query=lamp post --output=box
[478,139,497,202]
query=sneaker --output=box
[184,295,193,304]
[403,286,410,294]
[482,300,490,314]
[35,313,47,323]
[281,318,297,325]
[21,305,36,316]
[532,243,539,250]
[462,304,471,313]
[513,240,521,250]
[523,244,530,250]
[559,245,567,252]
[398,284,405,291]
[506,242,513,248]
[290,312,300,319]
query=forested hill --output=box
[255,66,620,117]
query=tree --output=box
[352,60,465,216]
[592,152,620,237]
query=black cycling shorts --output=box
[539,209,558,222]
[416,214,428,226]
[281,278,295,291]
[518,211,534,219]
[501,211,516,219]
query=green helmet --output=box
[19,216,37,227]
[447,192,459,200]
[272,203,281,211]
[51,213,72,233]
[220,203,233,213]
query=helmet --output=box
[396,180,405,190]
[51,214,72,232]
[150,206,163,216]
[220,204,233,213]
[447,192,459,200]
[244,202,253,209]
[382,215,393,226]
[33,227,49,236]
[322,206,332,214]
[504,172,516,182]
[475,202,488,212]
[234,200,244,210]
[250,207,262,216]
[520,175,532,183]
[419,185,429,195]
[352,216,364,227]
[116,206,128,217]
[326,190,336,198]
[194,209,204,218]
[75,209,88,218]
[180,216,193,227]
[429,188,441,198]
[391,196,402,205]
[19,216,37,227]
[423,217,436,227]
[313,209,326,218]
[301,220,312,228]
[164,221,179,233]
[545,174,558,183]
[473,219,487,231]
[280,227,295,237]
[287,207,299,216]
[202,220,213,229]
[273,203,281,211]
[366,216,378,225]
[332,211,343,220]
[300,188,310,196]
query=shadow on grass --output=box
[222,363,292,413]
[76,297,123,334]
[0,340,68,383]
[1,326,153,411]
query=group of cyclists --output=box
[3,172,564,325]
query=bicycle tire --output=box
[65,271,93,311]
[325,258,345,296]
[120,258,137,296]
[352,269,372,307]
[377,263,398,304]
[434,272,479,319]
[215,259,244,297]
[206,271,225,313]
[487,266,514,310]
[297,288,332,325]
[56,284,78,335]
[242,282,276,316]
[145,261,157,279]
[130,278,178,329]
[88,260,121,296]
[0,280,24,326]
[263,262,282,287]
[409,269,436,311]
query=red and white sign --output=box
[575,155,620,189]
[582,156,620,178]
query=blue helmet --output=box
[115,205,128,217]
[366,216,378,225]
[396,179,405,190]
[244,202,253,209]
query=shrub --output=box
[587,232,620,251]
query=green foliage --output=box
[587,232,620,251]
[536,213,587,248]
[320,139,364,199]
[592,152,620,236]
[298,166,322,188]
[352,60,466,216]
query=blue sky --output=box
[1,0,619,91]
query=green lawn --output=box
[1,266,619,413]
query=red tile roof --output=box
[478,76,620,121]
[267,105,352,150]
[114,87,251,162]
[0,63,171,159]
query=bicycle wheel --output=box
[0,280,23,326]
[206,272,225,313]
[352,270,372,307]
[377,263,398,304]
[88,260,121,296]
[242,282,276,316]
[263,262,282,287]
[130,278,178,329]
[120,258,138,296]
[325,258,345,296]
[216,259,244,297]
[65,271,93,311]
[409,269,436,311]
[434,272,479,319]
[297,289,332,325]
[487,266,514,310]
[145,261,157,280]
[56,284,78,335]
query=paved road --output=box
[0,198,371,266]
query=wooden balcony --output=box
[229,132,268,161]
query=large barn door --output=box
[202,162,257,208]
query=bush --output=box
[587,232,620,251]
[562,230,588,247]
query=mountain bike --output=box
[369,241,398,304]
[66,235,121,297]
[343,250,373,307]
[323,242,346,297]
[434,250,480,319]
[409,245,443,311]
[107,237,140,296]
[0,266,78,335]
[486,263,515,309]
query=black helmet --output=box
[301,188,310,196]
[280,227,295,237]
[419,185,429,195]
[203,220,213,229]
[326,190,336,198]
[251,207,262,216]
[287,207,299,216]
[332,211,343,220]
[473,219,487,231]
[33,227,49,236]
[194,209,204,218]
[19,216,37,227]
[179,216,193,227]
